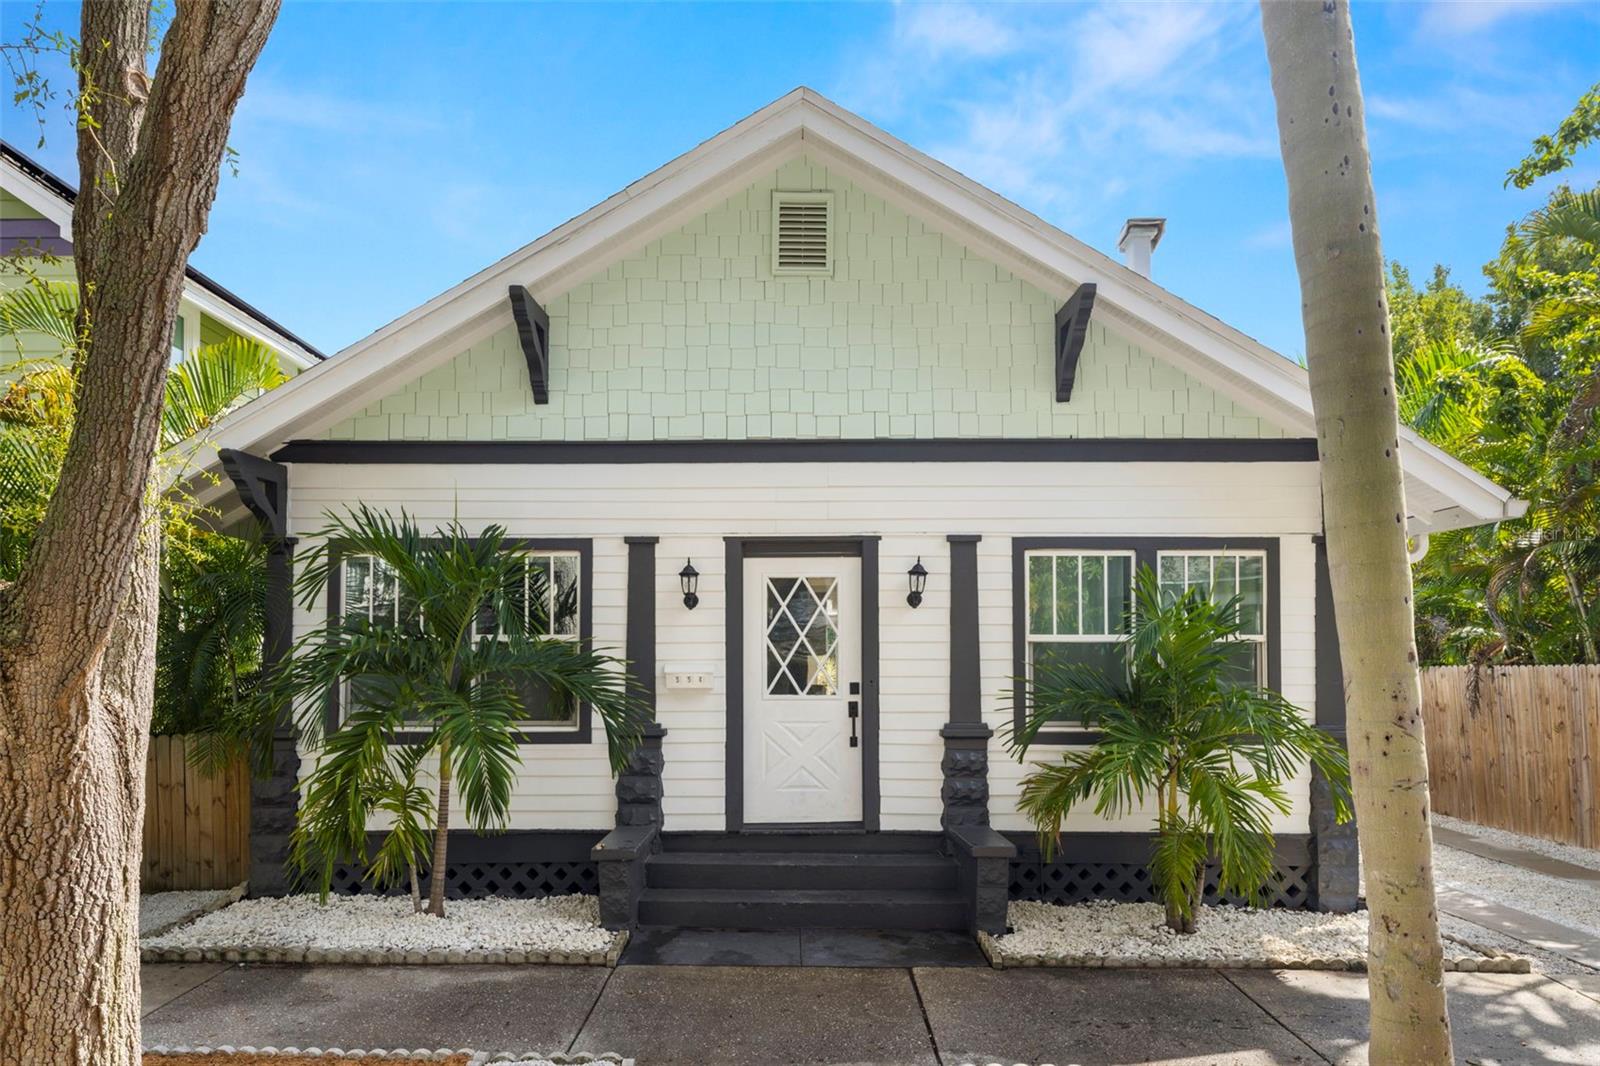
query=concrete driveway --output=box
[143,962,1600,1065]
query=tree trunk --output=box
[0,5,279,1064]
[409,862,423,914]
[428,747,453,918]
[1260,3,1453,1063]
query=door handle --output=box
[848,700,859,748]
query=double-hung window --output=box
[1024,550,1136,709]
[339,554,414,718]
[1157,550,1268,688]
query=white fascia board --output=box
[0,157,73,228]
[178,281,318,370]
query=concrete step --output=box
[660,831,944,854]
[636,887,969,931]
[645,850,960,892]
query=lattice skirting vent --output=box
[1010,859,1311,910]
[330,861,598,900]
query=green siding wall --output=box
[324,157,1285,442]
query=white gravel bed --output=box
[140,886,244,937]
[1435,814,1600,874]
[988,900,1524,971]
[142,894,618,961]
[1433,843,1600,940]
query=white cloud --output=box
[836,2,1271,221]
[897,2,1019,61]
[1417,0,1563,36]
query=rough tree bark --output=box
[0,4,279,1064]
[1260,3,1453,1063]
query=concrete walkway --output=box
[143,962,1600,1065]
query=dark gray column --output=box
[616,537,666,828]
[220,449,301,898]
[941,534,992,828]
[1311,535,1359,912]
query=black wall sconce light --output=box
[680,560,700,610]
[906,557,928,608]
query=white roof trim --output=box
[185,88,1521,533]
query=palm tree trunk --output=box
[427,745,452,918]
[409,862,422,914]
[1261,3,1452,1062]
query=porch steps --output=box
[637,835,967,930]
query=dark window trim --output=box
[1012,536,1282,747]
[272,437,1319,466]
[725,536,881,833]
[324,536,595,745]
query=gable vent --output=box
[772,191,833,275]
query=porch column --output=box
[219,449,301,897]
[940,535,991,827]
[616,536,666,828]
[1311,535,1359,911]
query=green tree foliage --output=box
[1506,82,1600,190]
[265,506,648,917]
[1008,568,1350,933]
[1,279,289,724]
[1398,99,1599,665]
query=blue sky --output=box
[2,1,1597,359]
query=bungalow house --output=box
[1,141,324,373]
[191,89,1521,933]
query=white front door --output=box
[743,556,863,825]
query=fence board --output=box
[141,735,251,892]
[1422,665,1600,849]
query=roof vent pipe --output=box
[1117,217,1166,278]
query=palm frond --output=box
[162,335,287,447]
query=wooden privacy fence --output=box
[142,734,251,891]
[1422,664,1600,848]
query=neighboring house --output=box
[198,89,1522,933]
[1,141,324,372]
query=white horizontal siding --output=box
[288,459,1322,834]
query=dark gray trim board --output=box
[1005,830,1312,865]
[1055,283,1097,402]
[624,537,659,710]
[271,437,1321,465]
[220,449,300,897]
[1012,536,1282,746]
[324,536,596,745]
[725,536,881,833]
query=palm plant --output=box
[268,505,648,917]
[1008,567,1351,933]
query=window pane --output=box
[1159,555,1184,604]
[1185,555,1211,597]
[1081,555,1106,634]
[1218,642,1263,689]
[1028,555,1054,636]
[1054,555,1079,635]
[1239,555,1265,634]
[1031,641,1125,722]
[1106,555,1132,634]
[343,556,372,621]
[552,554,580,636]
[1212,554,1237,604]
[526,556,552,634]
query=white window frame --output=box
[1022,549,1137,686]
[1156,549,1269,687]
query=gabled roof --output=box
[1,141,325,367]
[188,88,1521,534]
